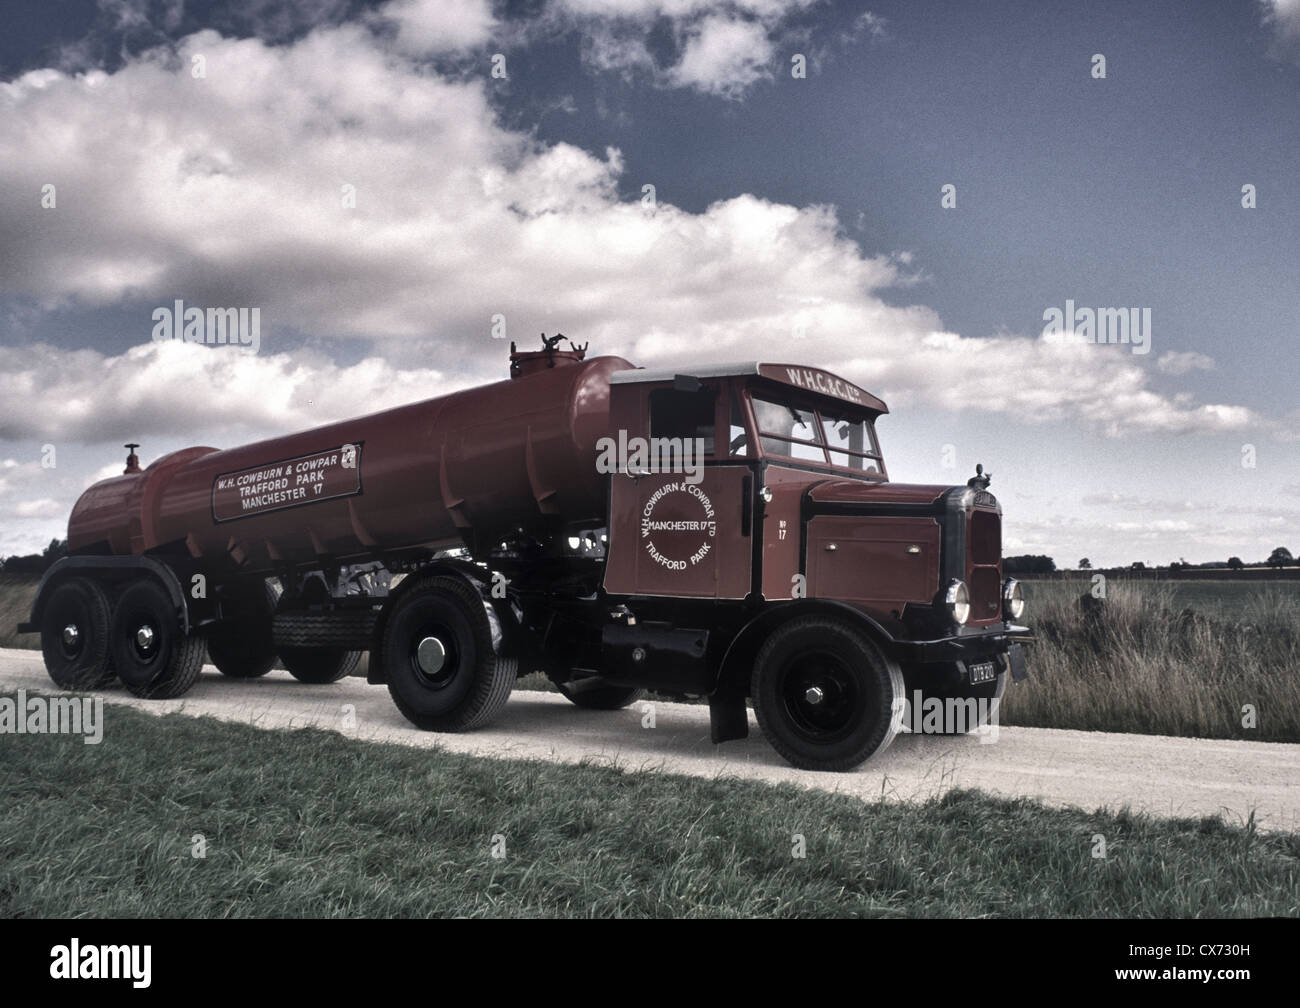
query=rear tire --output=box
[381,575,515,730]
[110,579,204,699]
[280,647,361,684]
[207,581,278,679]
[556,677,647,710]
[40,577,113,690]
[751,617,904,772]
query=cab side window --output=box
[649,386,717,456]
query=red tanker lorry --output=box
[20,337,1033,771]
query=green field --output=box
[1027,578,1300,619]
[1163,579,1300,615]
[1,702,1296,918]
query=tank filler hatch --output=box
[509,333,588,379]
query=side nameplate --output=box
[211,443,362,523]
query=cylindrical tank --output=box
[68,354,633,572]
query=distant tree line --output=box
[0,539,67,574]
[1010,548,1296,573]
[1004,555,1057,574]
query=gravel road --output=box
[3,647,1297,831]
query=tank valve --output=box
[124,443,142,475]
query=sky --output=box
[0,0,1297,568]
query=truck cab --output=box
[592,361,1032,769]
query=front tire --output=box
[40,577,113,690]
[110,579,205,699]
[381,575,515,731]
[751,617,904,772]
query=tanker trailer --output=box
[20,336,1033,771]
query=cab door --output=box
[602,380,753,599]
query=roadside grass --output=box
[1001,580,1300,743]
[1,701,1297,918]
[0,574,40,651]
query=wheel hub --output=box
[782,652,861,741]
[136,624,156,652]
[416,636,447,675]
[62,623,80,648]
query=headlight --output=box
[1003,578,1025,620]
[944,579,970,626]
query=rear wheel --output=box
[273,578,370,682]
[556,676,647,710]
[381,575,515,731]
[751,617,904,772]
[110,579,205,699]
[207,581,278,679]
[280,647,361,684]
[40,577,113,690]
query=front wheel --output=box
[751,617,904,772]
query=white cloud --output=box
[0,341,455,444]
[0,15,1277,464]
[1109,519,1196,534]
[1081,493,1197,512]
[1262,0,1300,43]
[671,15,774,98]
[375,0,496,57]
[14,498,63,519]
[1261,0,1300,64]
[849,11,886,40]
[557,1,813,20]
[1156,351,1215,375]
[552,0,821,97]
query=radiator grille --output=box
[968,508,1002,623]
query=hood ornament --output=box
[967,463,991,490]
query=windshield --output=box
[738,395,878,473]
[744,394,883,474]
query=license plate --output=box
[968,661,996,685]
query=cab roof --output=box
[609,361,888,414]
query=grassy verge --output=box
[1,701,1296,918]
[0,574,40,651]
[1001,580,1300,742]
